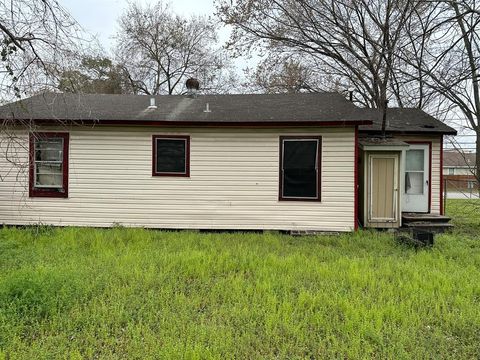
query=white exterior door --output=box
[403,144,430,212]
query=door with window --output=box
[403,144,430,212]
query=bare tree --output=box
[439,1,479,188]
[399,0,480,188]
[217,0,430,132]
[0,0,88,192]
[219,0,479,189]
[245,55,320,93]
[58,56,132,94]
[0,0,84,102]
[115,1,236,95]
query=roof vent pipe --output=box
[148,97,157,109]
[348,87,354,102]
[203,102,211,113]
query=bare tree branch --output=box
[115,1,237,95]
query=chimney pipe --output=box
[186,78,200,98]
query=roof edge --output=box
[359,129,457,136]
[8,119,374,127]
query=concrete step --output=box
[404,221,454,233]
[402,213,452,223]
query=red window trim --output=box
[405,141,432,213]
[279,136,322,202]
[152,135,190,177]
[29,132,69,198]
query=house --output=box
[0,92,456,232]
[443,150,477,191]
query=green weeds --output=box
[0,201,478,359]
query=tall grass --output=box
[0,201,479,359]
[446,198,480,234]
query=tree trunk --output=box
[381,100,388,137]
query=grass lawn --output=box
[0,200,479,359]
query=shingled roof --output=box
[443,150,476,167]
[359,108,457,135]
[0,92,457,134]
[0,92,372,125]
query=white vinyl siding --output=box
[0,126,355,231]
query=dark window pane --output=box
[283,140,317,169]
[282,140,318,198]
[283,169,317,198]
[156,139,186,173]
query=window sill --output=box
[152,173,190,177]
[278,197,322,202]
[29,189,68,198]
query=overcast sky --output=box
[61,0,222,53]
[60,0,251,75]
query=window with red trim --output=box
[152,135,190,177]
[279,136,321,201]
[29,132,69,198]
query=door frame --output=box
[405,141,432,213]
[367,153,399,223]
